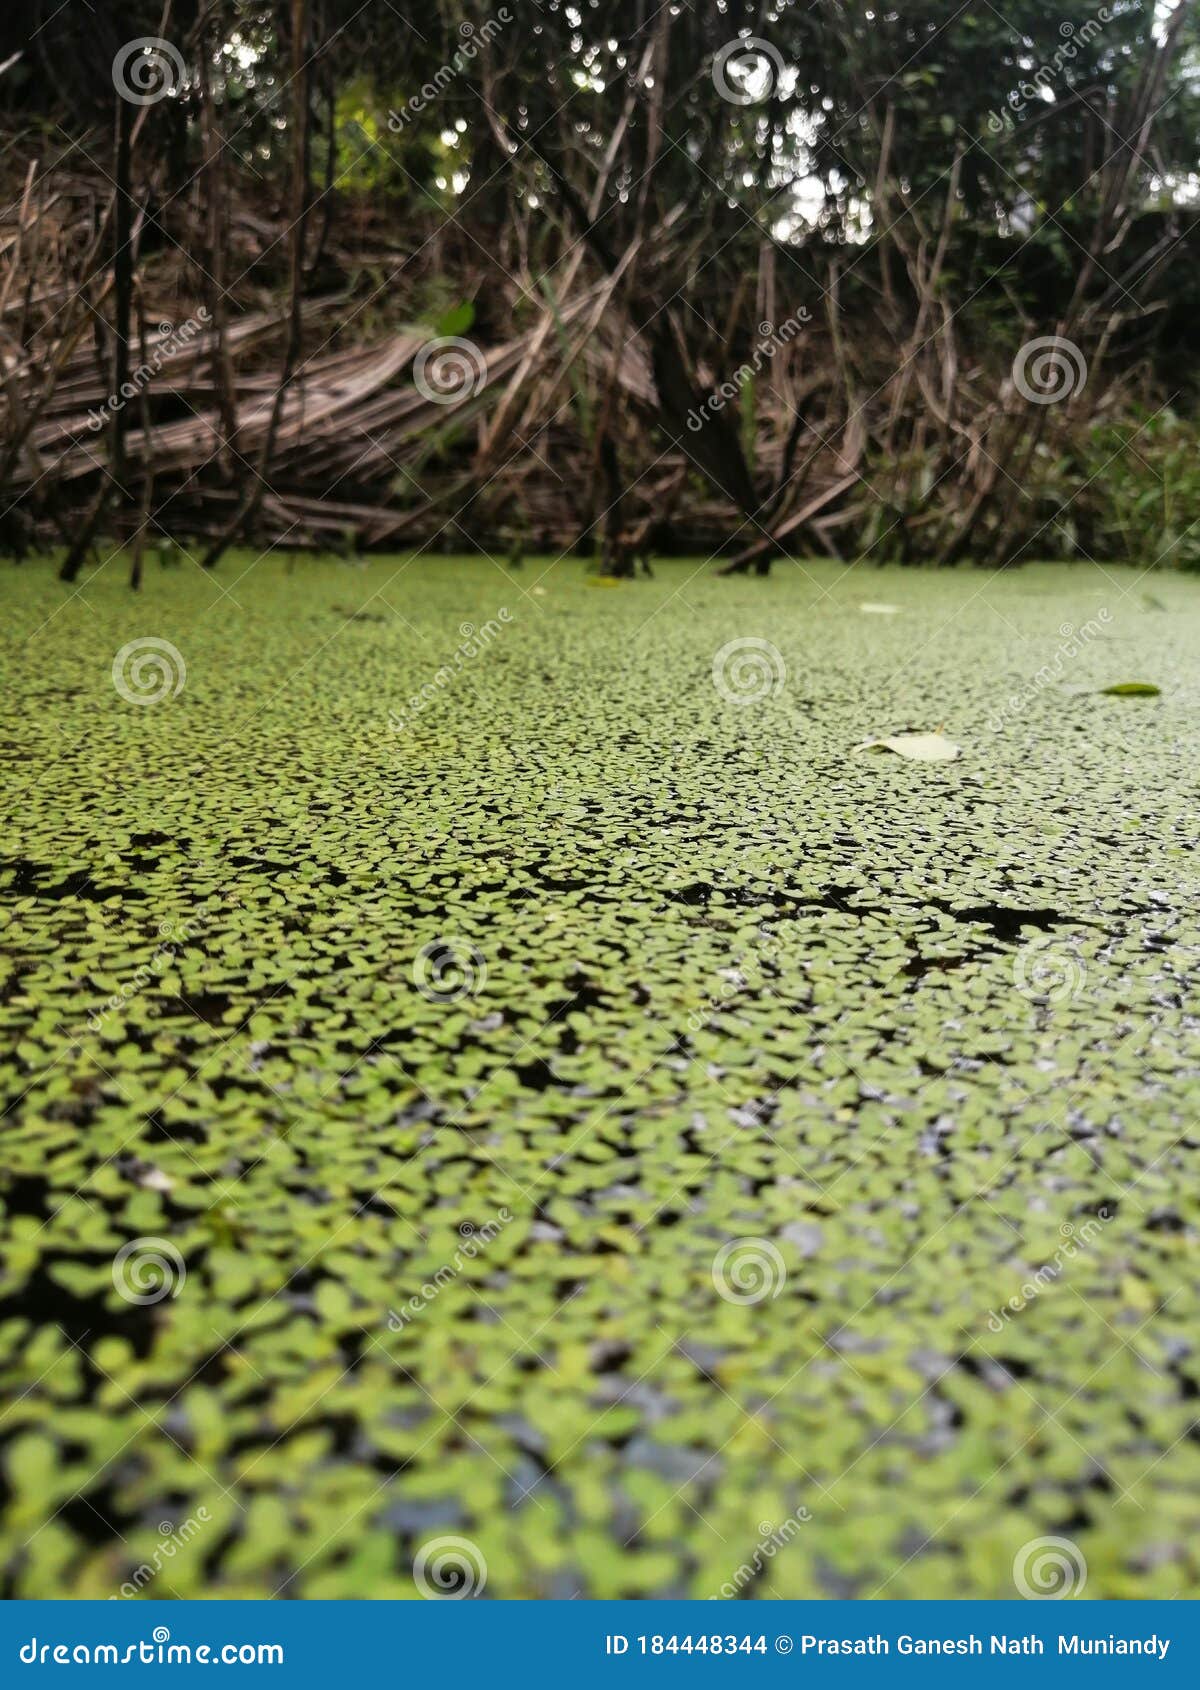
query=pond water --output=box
[0,553,1196,1597]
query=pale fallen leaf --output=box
[859,601,902,615]
[857,731,962,763]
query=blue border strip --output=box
[0,1602,1195,1686]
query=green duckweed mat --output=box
[1,554,1198,1599]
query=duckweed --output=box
[0,554,1197,1599]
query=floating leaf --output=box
[859,602,902,615]
[856,731,961,762]
[1099,681,1160,697]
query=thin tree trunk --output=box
[60,95,134,582]
[130,291,153,590]
[199,1,240,478]
[200,0,312,570]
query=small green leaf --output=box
[435,302,475,337]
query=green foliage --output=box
[323,78,444,200]
[434,302,476,339]
[1073,412,1200,569]
[857,414,1200,568]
